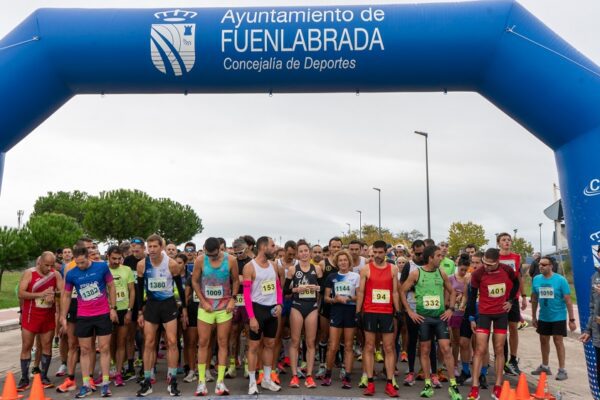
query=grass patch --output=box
[0,271,22,309]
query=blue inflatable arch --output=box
[1,1,600,394]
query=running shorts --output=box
[248,303,278,341]
[536,320,567,337]
[198,309,232,325]
[418,316,450,341]
[476,313,508,335]
[363,312,394,333]
[76,314,112,338]
[330,305,356,329]
[143,297,178,325]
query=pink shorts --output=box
[449,314,464,329]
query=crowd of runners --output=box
[15,232,581,399]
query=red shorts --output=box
[21,312,55,334]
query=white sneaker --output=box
[248,382,259,395]
[260,379,281,392]
[205,370,214,383]
[56,363,68,377]
[183,370,196,383]
[215,381,229,396]
[194,381,208,396]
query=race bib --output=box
[80,283,101,301]
[116,289,127,302]
[334,282,352,297]
[539,287,555,299]
[71,287,78,299]
[192,291,200,303]
[148,277,167,292]
[488,283,506,298]
[423,295,441,310]
[35,297,52,309]
[235,294,245,307]
[204,285,224,299]
[298,287,316,299]
[372,289,390,304]
[261,280,276,296]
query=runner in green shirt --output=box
[439,242,456,276]
[107,245,135,387]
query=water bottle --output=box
[555,387,563,400]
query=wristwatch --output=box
[111,306,118,310]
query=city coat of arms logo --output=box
[151,9,197,76]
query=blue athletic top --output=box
[143,254,174,301]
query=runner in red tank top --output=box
[356,240,401,397]
[18,251,64,390]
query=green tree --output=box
[512,237,534,261]
[156,198,203,244]
[25,213,83,258]
[0,227,31,289]
[32,191,89,224]
[447,221,488,257]
[83,189,159,242]
[341,224,412,247]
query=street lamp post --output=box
[414,131,431,239]
[17,209,24,229]
[373,187,382,238]
[513,228,518,239]
[356,210,362,240]
[346,223,351,236]
[538,223,543,254]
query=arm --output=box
[106,277,118,323]
[170,259,187,308]
[355,267,368,313]
[283,266,294,295]
[192,256,210,312]
[227,256,239,313]
[400,270,424,323]
[531,292,538,327]
[324,287,334,304]
[440,270,456,321]
[391,265,400,313]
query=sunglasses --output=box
[131,239,144,244]
[233,251,245,256]
[483,260,498,267]
[184,248,196,252]
[539,262,552,267]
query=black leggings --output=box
[405,312,437,373]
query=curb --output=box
[0,319,20,332]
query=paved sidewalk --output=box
[0,307,20,332]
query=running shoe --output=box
[491,385,502,400]
[114,374,125,387]
[183,370,197,383]
[448,384,462,400]
[342,376,352,389]
[364,381,376,396]
[456,371,471,385]
[225,364,236,379]
[42,376,54,389]
[438,368,449,382]
[167,377,180,396]
[283,356,291,367]
[134,358,143,367]
[31,367,41,376]
[305,375,317,388]
[205,369,214,383]
[359,373,369,388]
[123,369,136,381]
[385,382,399,397]
[400,351,408,363]
[375,350,384,363]
[504,359,520,376]
[101,385,112,398]
[256,371,264,385]
[176,366,185,375]
[517,320,528,330]
[315,366,326,379]
[531,365,552,376]
[420,383,434,398]
[93,374,104,385]
[416,369,425,381]
[276,362,287,375]
[260,379,281,392]
[339,367,346,380]
[479,375,488,389]
[247,382,259,395]
[289,375,300,388]
[431,373,442,388]
[321,376,332,386]
[75,386,92,398]
[56,377,77,393]
[56,363,67,377]
[270,371,280,385]
[53,337,60,349]
[214,381,229,396]
[555,369,568,381]
[404,372,416,386]
[467,386,480,400]
[194,381,208,396]
[16,377,30,392]
[109,366,118,380]
[89,379,97,392]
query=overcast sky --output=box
[0,0,597,250]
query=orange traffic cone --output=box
[26,374,49,400]
[508,388,517,400]
[533,371,549,399]
[1,372,23,400]
[499,380,511,400]
[516,373,531,399]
